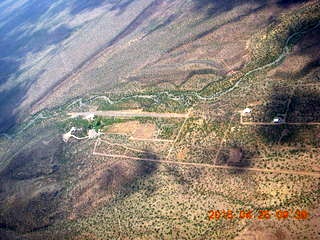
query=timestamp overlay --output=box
[208,209,309,221]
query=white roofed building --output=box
[273,117,284,124]
[84,113,95,121]
[243,108,252,114]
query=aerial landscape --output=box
[0,0,319,239]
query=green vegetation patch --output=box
[58,116,131,133]
[97,91,195,113]
[249,2,320,68]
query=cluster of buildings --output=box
[242,108,285,123]
[63,113,102,143]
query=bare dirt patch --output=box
[176,147,188,161]
[235,224,289,240]
[107,121,157,139]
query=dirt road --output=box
[241,122,320,126]
[69,110,188,119]
[92,151,320,178]
[239,113,320,126]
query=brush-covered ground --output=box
[0,0,320,239]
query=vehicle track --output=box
[92,151,320,178]
[241,122,320,126]
[68,110,188,119]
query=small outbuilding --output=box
[84,113,95,121]
[88,129,102,139]
[243,108,252,115]
[273,116,284,124]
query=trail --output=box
[166,108,191,160]
[129,137,173,142]
[99,139,151,153]
[214,114,236,164]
